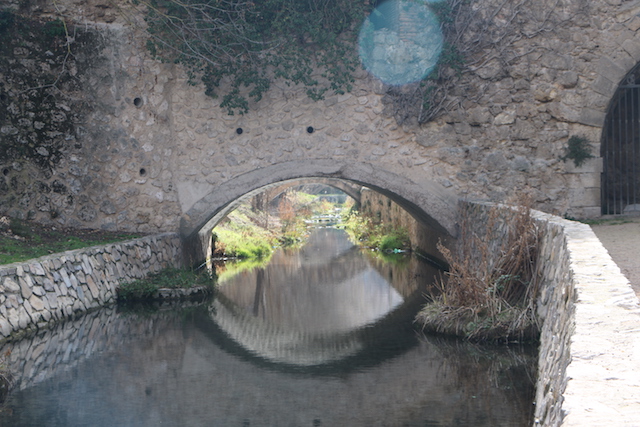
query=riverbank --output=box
[0,232,182,342]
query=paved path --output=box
[590,217,640,299]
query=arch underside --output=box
[180,159,459,265]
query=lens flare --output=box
[358,0,443,86]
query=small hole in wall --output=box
[133,97,143,107]
[306,126,314,134]
[2,168,8,176]
[139,168,146,176]
[236,127,243,135]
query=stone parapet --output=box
[465,201,640,426]
[0,233,183,342]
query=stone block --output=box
[3,277,20,294]
[622,38,640,61]
[29,295,45,312]
[19,276,33,299]
[578,108,606,128]
[30,262,45,276]
[592,75,615,96]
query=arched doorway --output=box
[602,67,640,214]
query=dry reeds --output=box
[416,197,541,342]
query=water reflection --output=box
[211,228,434,367]
[0,228,536,426]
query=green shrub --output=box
[117,267,215,302]
[562,135,594,167]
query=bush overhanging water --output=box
[416,200,541,343]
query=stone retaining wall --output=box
[465,201,640,426]
[0,233,183,342]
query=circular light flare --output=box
[358,0,444,86]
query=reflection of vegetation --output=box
[427,335,537,423]
[214,257,272,284]
[117,267,216,301]
[364,249,411,266]
[0,350,14,405]
[416,199,540,343]
[340,209,411,252]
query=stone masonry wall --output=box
[0,233,182,341]
[465,201,640,427]
[2,0,640,236]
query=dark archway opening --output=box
[602,66,640,214]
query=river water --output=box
[0,228,536,426]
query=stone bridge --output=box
[2,0,640,265]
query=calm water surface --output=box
[0,228,536,426]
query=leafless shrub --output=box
[417,196,540,342]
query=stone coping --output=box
[539,212,640,426]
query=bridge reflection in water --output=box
[0,228,536,427]
[213,228,428,367]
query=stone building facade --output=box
[1,0,639,236]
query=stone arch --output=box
[601,64,640,214]
[180,159,459,265]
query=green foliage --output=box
[562,135,594,167]
[117,267,215,301]
[144,0,370,115]
[212,205,277,259]
[379,233,409,252]
[341,209,410,252]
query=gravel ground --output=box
[590,217,640,299]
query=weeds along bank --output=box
[459,201,640,427]
[0,233,182,342]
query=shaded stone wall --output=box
[464,201,640,426]
[0,233,182,341]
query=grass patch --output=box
[212,208,277,259]
[116,267,216,302]
[0,217,143,265]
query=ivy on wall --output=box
[143,0,371,115]
[0,10,90,172]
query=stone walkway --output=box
[590,217,640,299]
